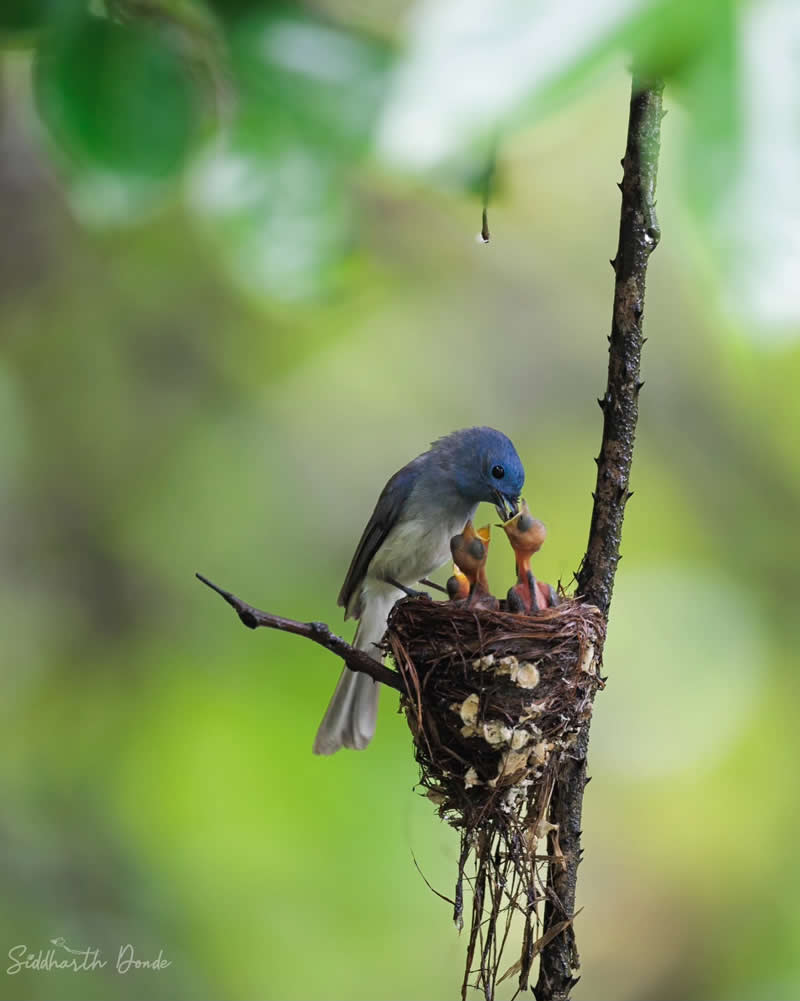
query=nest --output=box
[385,596,606,1000]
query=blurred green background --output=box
[2,1,800,999]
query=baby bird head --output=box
[501,499,546,564]
[450,521,491,580]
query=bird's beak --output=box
[492,489,519,523]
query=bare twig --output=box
[534,76,664,1001]
[195,573,407,694]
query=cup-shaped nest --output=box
[384,596,606,998]
[386,597,605,828]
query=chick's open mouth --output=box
[492,489,519,523]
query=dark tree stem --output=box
[195,573,407,694]
[534,76,664,1001]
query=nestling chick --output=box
[450,522,498,609]
[502,500,556,612]
[446,565,470,601]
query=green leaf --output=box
[34,10,199,181]
[681,0,800,335]
[186,8,391,301]
[376,0,737,170]
[188,144,351,301]
[376,0,651,170]
[374,0,800,333]
[229,6,391,155]
[678,0,740,224]
[621,0,735,82]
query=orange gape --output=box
[501,501,556,613]
[446,566,470,601]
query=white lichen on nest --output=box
[579,641,596,674]
[472,653,541,689]
[449,688,553,790]
[450,655,544,759]
[457,736,557,792]
[464,766,481,789]
[450,693,539,748]
[451,692,479,727]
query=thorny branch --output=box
[533,77,664,1001]
[195,573,407,694]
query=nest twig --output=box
[385,597,605,1000]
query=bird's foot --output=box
[385,576,430,601]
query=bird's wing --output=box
[338,462,419,618]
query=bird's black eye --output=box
[492,464,505,479]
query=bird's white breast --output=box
[367,505,475,588]
[358,511,470,627]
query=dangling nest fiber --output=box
[385,596,606,1000]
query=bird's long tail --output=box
[312,599,390,755]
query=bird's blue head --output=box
[430,427,525,521]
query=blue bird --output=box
[313,427,525,755]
